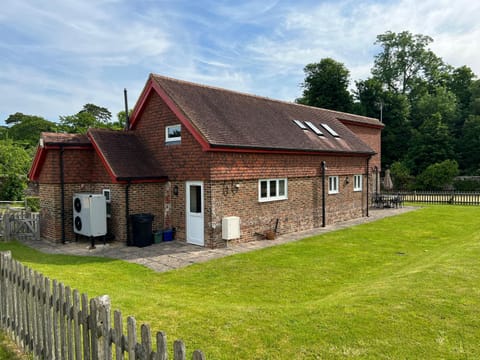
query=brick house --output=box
[29,74,383,248]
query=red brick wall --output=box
[206,172,367,247]
[341,123,382,170]
[133,93,210,180]
[37,148,110,184]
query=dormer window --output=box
[165,124,181,143]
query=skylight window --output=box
[305,121,324,136]
[292,119,308,130]
[321,123,340,137]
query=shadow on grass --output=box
[0,240,118,267]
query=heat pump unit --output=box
[222,216,240,240]
[73,194,107,237]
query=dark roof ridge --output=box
[150,73,380,124]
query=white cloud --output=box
[1,0,480,125]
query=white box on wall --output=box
[222,216,240,240]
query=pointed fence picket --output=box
[0,251,206,360]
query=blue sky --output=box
[1,0,479,125]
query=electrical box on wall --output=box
[73,194,107,237]
[222,216,240,240]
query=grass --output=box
[1,205,479,359]
[0,331,31,360]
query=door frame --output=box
[186,181,204,246]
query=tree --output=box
[411,87,457,130]
[296,58,353,112]
[390,161,414,190]
[415,159,459,190]
[59,104,119,133]
[59,112,98,134]
[0,140,31,200]
[115,109,133,129]
[458,115,480,174]
[406,113,455,175]
[79,103,112,124]
[447,66,476,123]
[5,113,57,147]
[372,31,446,95]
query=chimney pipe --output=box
[124,88,130,130]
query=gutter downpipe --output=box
[60,146,66,244]
[366,156,372,217]
[321,161,326,227]
[125,180,131,245]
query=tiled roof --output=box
[88,129,167,181]
[150,74,382,155]
[41,132,91,146]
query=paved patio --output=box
[19,207,417,273]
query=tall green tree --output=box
[4,113,57,147]
[0,140,31,200]
[372,31,446,95]
[59,104,120,133]
[412,87,457,130]
[355,78,411,165]
[79,103,112,124]
[447,65,476,122]
[296,58,353,112]
[406,113,455,175]
[458,115,480,174]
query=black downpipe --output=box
[125,181,131,245]
[60,146,66,244]
[124,88,130,130]
[366,157,371,217]
[321,161,326,227]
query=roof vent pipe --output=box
[124,88,130,131]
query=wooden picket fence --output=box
[0,251,206,359]
[0,207,40,241]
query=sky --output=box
[1,0,479,125]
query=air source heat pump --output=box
[222,216,240,240]
[73,194,107,237]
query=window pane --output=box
[167,125,181,139]
[278,180,285,196]
[189,185,201,213]
[260,181,268,198]
[270,180,277,197]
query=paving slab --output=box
[17,207,417,273]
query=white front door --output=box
[186,181,204,246]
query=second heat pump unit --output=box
[73,193,107,237]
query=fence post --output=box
[173,340,186,360]
[192,350,206,360]
[156,331,167,360]
[92,295,111,360]
[4,213,11,241]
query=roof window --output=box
[304,121,324,136]
[321,123,340,137]
[292,119,308,130]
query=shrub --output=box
[452,178,480,191]
[0,175,26,201]
[25,196,40,212]
[415,159,459,190]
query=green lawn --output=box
[1,205,479,359]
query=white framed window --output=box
[328,176,339,194]
[165,124,181,143]
[354,175,363,191]
[259,179,287,202]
